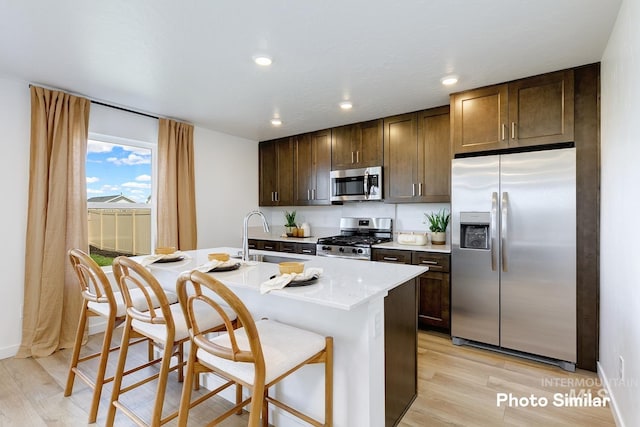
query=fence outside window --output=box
[88,207,151,256]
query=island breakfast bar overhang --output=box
[144,247,427,427]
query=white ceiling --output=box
[0,0,621,141]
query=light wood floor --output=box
[0,331,615,426]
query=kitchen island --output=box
[146,247,427,427]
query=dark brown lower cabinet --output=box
[417,271,450,330]
[373,248,451,333]
[384,278,417,427]
[248,239,316,255]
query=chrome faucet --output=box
[242,210,270,262]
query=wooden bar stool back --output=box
[176,270,333,427]
[65,248,152,423]
[106,256,234,427]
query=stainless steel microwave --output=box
[330,166,383,202]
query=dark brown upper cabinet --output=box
[259,137,294,206]
[331,119,383,170]
[294,129,331,205]
[452,69,574,155]
[383,106,450,203]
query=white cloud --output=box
[122,181,151,189]
[135,174,151,181]
[87,140,116,153]
[129,189,145,194]
[86,176,100,184]
[86,188,104,194]
[107,153,151,166]
[101,185,120,192]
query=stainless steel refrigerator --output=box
[451,147,576,369]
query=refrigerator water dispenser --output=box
[460,212,490,250]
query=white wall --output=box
[600,0,640,425]
[0,78,30,359]
[193,126,258,248]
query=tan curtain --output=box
[157,118,197,250]
[17,86,90,358]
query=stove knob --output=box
[322,246,330,251]
[351,248,358,253]
[338,247,345,252]
[357,248,364,254]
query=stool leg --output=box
[235,383,243,415]
[325,337,334,427]
[64,305,87,397]
[177,344,197,427]
[261,387,269,427]
[106,318,133,427]
[87,314,116,423]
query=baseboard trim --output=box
[597,361,626,427]
[0,344,19,359]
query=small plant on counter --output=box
[424,209,450,245]
[424,209,450,232]
[284,210,297,227]
[284,210,297,236]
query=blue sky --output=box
[86,140,152,203]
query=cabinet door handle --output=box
[307,189,311,200]
[302,249,313,253]
[271,191,275,202]
[383,256,399,261]
[275,192,279,202]
[312,188,316,199]
[421,260,438,265]
[356,151,360,163]
[418,182,423,196]
[511,122,516,140]
[351,151,355,164]
[412,183,416,197]
[501,123,506,141]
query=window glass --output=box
[86,137,154,266]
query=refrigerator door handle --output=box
[491,191,498,271]
[501,191,509,272]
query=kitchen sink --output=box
[233,254,305,264]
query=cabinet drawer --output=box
[372,249,412,264]
[297,243,317,255]
[280,242,297,253]
[411,252,450,272]
[256,240,280,251]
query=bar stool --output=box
[106,256,236,427]
[176,270,333,427]
[65,248,159,423]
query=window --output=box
[86,134,155,265]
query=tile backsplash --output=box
[260,202,450,238]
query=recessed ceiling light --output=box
[270,118,282,126]
[441,75,459,86]
[254,56,273,66]
[339,101,353,110]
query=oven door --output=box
[330,166,382,201]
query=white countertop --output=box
[373,240,451,253]
[146,247,427,311]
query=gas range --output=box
[316,217,392,260]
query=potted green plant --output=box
[424,209,450,245]
[284,210,297,237]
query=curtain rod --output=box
[90,100,158,120]
[29,83,160,120]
